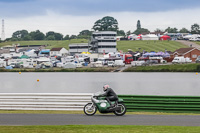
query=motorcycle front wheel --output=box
[113,103,127,116]
[83,103,97,116]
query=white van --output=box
[172,57,186,64]
[114,60,125,67]
[107,61,115,67]
[98,58,107,65]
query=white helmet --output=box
[103,84,109,92]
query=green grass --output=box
[117,40,187,52]
[124,63,200,72]
[195,41,200,45]
[0,40,187,52]
[0,39,88,50]
[0,125,200,133]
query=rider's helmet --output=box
[103,84,109,92]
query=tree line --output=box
[2,16,200,42]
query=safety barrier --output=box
[118,95,200,113]
[1,94,200,112]
[0,93,92,111]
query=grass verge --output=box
[124,63,200,72]
[0,39,88,50]
[117,40,187,52]
[0,40,187,52]
[0,125,200,133]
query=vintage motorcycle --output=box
[83,92,126,116]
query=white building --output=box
[69,31,117,55]
[90,31,117,54]
[69,43,89,55]
[50,47,69,56]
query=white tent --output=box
[142,34,159,40]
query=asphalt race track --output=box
[1,114,200,126]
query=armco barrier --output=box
[1,94,200,112]
[118,95,200,113]
[0,93,92,111]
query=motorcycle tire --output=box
[113,103,127,116]
[83,103,97,116]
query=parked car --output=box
[10,63,22,68]
[56,62,64,68]
[189,37,200,41]
[90,61,103,68]
[196,56,200,63]
[107,61,115,67]
[98,58,107,65]
[76,63,83,68]
[160,59,167,64]
[63,62,76,68]
[131,61,145,66]
[53,61,60,67]
[185,57,192,63]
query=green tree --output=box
[133,28,149,35]
[69,35,77,39]
[54,33,63,40]
[46,35,55,40]
[126,31,131,36]
[63,35,70,40]
[117,30,125,36]
[23,35,32,41]
[179,28,189,33]
[133,20,149,35]
[78,30,92,39]
[11,38,19,41]
[4,38,12,41]
[30,30,45,40]
[137,20,141,29]
[191,23,200,34]
[46,31,63,40]
[93,16,118,31]
[154,28,163,32]
[46,31,55,37]
[165,27,178,33]
[12,30,28,40]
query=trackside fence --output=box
[0,93,92,111]
[118,95,200,113]
[1,93,200,113]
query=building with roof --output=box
[69,43,89,56]
[50,47,68,56]
[90,31,117,53]
[172,47,200,62]
[69,31,117,55]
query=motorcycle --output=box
[83,92,127,116]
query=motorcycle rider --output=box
[100,85,118,108]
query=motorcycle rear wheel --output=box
[113,103,126,116]
[83,103,97,116]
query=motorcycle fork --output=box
[89,103,94,109]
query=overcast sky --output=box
[1,0,200,38]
